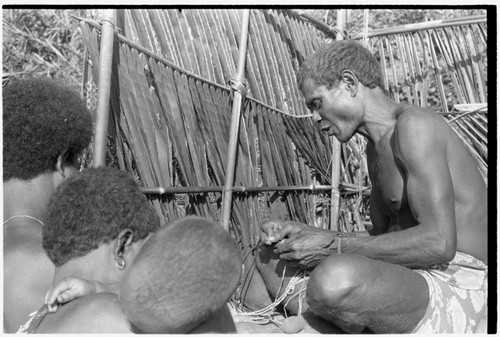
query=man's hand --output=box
[274,226,337,269]
[260,220,339,269]
[260,220,304,245]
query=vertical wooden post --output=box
[93,9,116,167]
[329,9,348,230]
[221,9,251,231]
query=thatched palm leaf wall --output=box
[116,9,320,115]
[78,10,338,256]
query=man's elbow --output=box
[432,236,456,262]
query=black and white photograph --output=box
[2,5,493,334]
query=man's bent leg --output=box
[306,254,429,334]
[256,244,309,315]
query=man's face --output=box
[301,78,361,143]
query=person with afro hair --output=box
[3,77,92,332]
[18,166,161,333]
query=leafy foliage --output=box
[3,8,487,90]
[2,9,87,89]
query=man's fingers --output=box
[273,238,293,254]
[261,232,279,245]
[280,224,298,238]
[279,252,300,267]
[260,221,284,244]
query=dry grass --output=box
[2,9,86,89]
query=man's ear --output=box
[341,70,358,97]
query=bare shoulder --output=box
[3,221,54,333]
[70,293,132,333]
[39,293,132,333]
[3,220,53,284]
[394,106,448,137]
[3,218,43,252]
[392,106,451,160]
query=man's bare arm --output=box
[340,113,457,267]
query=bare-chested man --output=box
[3,78,92,332]
[258,40,487,334]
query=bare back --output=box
[34,293,132,333]
[3,219,55,333]
[367,107,487,263]
[33,292,236,334]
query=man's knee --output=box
[306,254,368,310]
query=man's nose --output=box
[312,111,321,123]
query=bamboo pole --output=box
[351,15,486,40]
[329,10,347,230]
[93,9,116,167]
[141,182,371,195]
[221,9,251,232]
[287,9,340,39]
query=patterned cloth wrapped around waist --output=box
[417,251,487,290]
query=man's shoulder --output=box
[395,106,445,131]
[39,293,132,333]
[393,106,450,146]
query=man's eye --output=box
[307,99,321,111]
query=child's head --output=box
[119,216,242,333]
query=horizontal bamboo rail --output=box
[288,9,487,40]
[351,15,486,39]
[141,182,370,195]
[287,10,486,40]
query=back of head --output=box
[297,40,383,91]
[119,216,242,334]
[2,77,93,181]
[43,166,160,267]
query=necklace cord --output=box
[3,215,45,226]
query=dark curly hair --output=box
[2,77,92,181]
[297,40,383,92]
[120,216,242,333]
[43,166,160,267]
